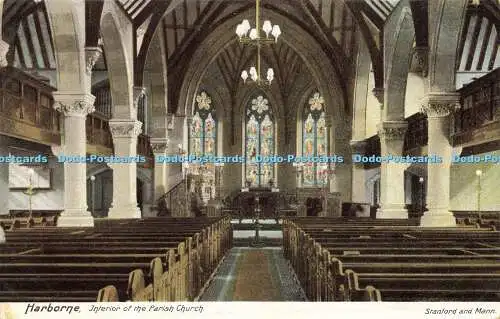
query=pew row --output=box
[0,216,233,302]
[283,218,500,301]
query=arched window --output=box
[189,91,216,157]
[245,95,274,187]
[302,92,328,186]
[189,91,216,200]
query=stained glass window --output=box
[302,92,328,186]
[189,92,216,157]
[245,95,274,187]
[189,91,216,199]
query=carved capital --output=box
[377,121,408,140]
[0,40,10,67]
[133,87,147,109]
[150,138,169,154]
[53,93,96,117]
[85,47,102,75]
[410,46,428,76]
[109,120,142,138]
[420,93,460,118]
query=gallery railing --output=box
[0,66,60,144]
[453,68,499,145]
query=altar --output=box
[236,188,281,219]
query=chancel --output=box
[0,0,499,303]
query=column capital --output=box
[150,138,169,154]
[377,121,408,140]
[420,92,460,118]
[85,46,102,75]
[0,40,10,67]
[53,92,96,117]
[109,119,143,138]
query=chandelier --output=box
[235,0,281,85]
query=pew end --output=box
[97,285,119,302]
[127,269,146,301]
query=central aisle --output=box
[200,248,306,301]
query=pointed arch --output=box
[383,2,415,120]
[100,5,134,118]
[44,0,86,92]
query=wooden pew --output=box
[0,215,233,302]
[282,218,500,301]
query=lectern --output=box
[250,196,265,247]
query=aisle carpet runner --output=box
[200,248,305,301]
[217,249,284,301]
[230,249,281,301]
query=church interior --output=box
[0,0,499,302]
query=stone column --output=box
[420,93,459,227]
[350,140,368,203]
[53,93,96,227]
[150,138,169,212]
[108,120,142,219]
[376,121,409,219]
[330,119,352,212]
[141,180,154,217]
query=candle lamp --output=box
[23,168,36,219]
[90,175,96,216]
[475,169,482,221]
[418,177,425,217]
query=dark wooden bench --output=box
[0,216,232,302]
[283,218,500,301]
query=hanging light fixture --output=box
[236,0,281,86]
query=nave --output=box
[0,214,498,302]
[200,248,305,301]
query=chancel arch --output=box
[177,8,348,125]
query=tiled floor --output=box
[200,247,306,301]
